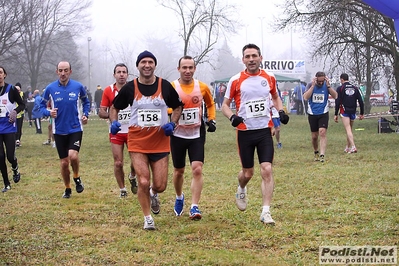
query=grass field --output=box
[0,108,398,265]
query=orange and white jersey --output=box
[101,83,130,133]
[225,70,276,130]
[172,79,203,139]
[128,78,170,153]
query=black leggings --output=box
[0,133,18,187]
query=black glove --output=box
[206,120,216,132]
[279,110,289,124]
[230,114,244,127]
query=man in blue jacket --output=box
[40,61,91,199]
[32,90,43,134]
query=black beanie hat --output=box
[136,50,157,67]
[15,82,22,89]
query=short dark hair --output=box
[315,71,326,77]
[178,55,194,67]
[113,63,128,74]
[0,66,7,76]
[340,73,349,80]
[242,43,261,56]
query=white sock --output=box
[120,187,126,192]
[145,215,152,221]
[238,186,246,193]
[176,194,184,200]
[191,204,198,209]
[150,188,155,197]
[262,206,270,213]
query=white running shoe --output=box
[235,186,247,211]
[143,217,156,230]
[260,211,275,226]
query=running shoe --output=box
[344,147,350,153]
[15,140,20,147]
[42,139,51,145]
[277,143,282,149]
[62,188,72,198]
[235,185,247,211]
[174,194,184,216]
[314,151,320,161]
[189,206,202,220]
[128,173,138,194]
[260,211,275,226]
[320,154,325,163]
[349,147,357,153]
[12,167,20,183]
[52,142,56,148]
[150,190,160,214]
[1,185,11,193]
[74,177,84,193]
[143,217,156,230]
[120,190,128,198]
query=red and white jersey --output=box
[101,83,130,133]
[172,79,203,139]
[225,70,276,130]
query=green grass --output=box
[1,108,398,265]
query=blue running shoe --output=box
[189,206,202,220]
[174,194,184,216]
[277,143,282,149]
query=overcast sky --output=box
[87,0,300,60]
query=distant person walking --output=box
[94,85,103,115]
[110,50,183,230]
[40,61,91,198]
[0,66,24,192]
[334,73,364,153]
[303,71,337,162]
[99,63,137,198]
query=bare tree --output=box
[0,0,23,60]
[275,0,399,113]
[157,0,241,67]
[7,0,91,89]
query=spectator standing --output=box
[110,50,183,230]
[334,73,364,153]
[303,71,337,162]
[40,61,90,198]
[94,85,103,115]
[32,89,43,134]
[0,66,24,192]
[25,86,34,127]
[293,81,306,115]
[98,63,137,198]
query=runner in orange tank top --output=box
[109,51,183,230]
